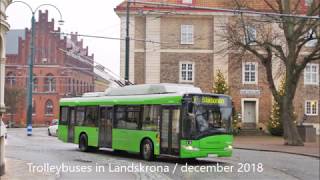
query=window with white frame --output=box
[45,99,54,115]
[305,29,318,47]
[6,72,16,87]
[305,100,318,116]
[245,26,257,44]
[44,74,56,92]
[243,62,258,84]
[182,0,193,4]
[33,75,38,92]
[304,64,319,85]
[181,25,194,44]
[180,62,194,82]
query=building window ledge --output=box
[305,114,319,116]
[242,82,258,85]
[304,83,319,86]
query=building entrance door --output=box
[243,101,256,129]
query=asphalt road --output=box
[4,128,320,180]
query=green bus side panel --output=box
[74,126,99,147]
[58,125,68,142]
[60,96,182,106]
[180,135,233,158]
[112,129,160,155]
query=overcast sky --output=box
[6,0,122,75]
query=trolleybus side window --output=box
[85,106,98,127]
[115,106,126,128]
[127,106,140,130]
[114,106,141,130]
[76,107,85,126]
[142,105,160,131]
[60,107,68,125]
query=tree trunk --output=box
[280,96,304,146]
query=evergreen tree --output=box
[213,69,229,94]
[268,77,285,136]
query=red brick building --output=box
[115,0,320,134]
[4,10,95,127]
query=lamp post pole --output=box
[26,13,35,136]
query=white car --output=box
[0,120,7,139]
[48,119,58,136]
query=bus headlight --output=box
[224,145,233,150]
[182,145,200,151]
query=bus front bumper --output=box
[180,146,233,158]
[180,135,233,158]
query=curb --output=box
[234,147,320,159]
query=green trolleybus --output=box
[58,84,233,160]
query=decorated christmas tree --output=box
[268,77,285,136]
[213,69,229,94]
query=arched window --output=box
[68,78,71,93]
[45,100,54,115]
[33,74,38,92]
[44,74,56,92]
[76,80,79,94]
[6,72,16,87]
[72,79,75,94]
[81,81,84,93]
[80,81,83,94]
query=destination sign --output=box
[202,97,225,104]
[193,96,226,105]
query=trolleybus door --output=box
[160,106,180,155]
[99,107,113,148]
[67,107,75,143]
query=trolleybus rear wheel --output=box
[141,139,154,161]
[79,134,88,152]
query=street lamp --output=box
[8,1,64,136]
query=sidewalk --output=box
[234,135,320,158]
[1,158,55,180]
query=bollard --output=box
[27,125,32,136]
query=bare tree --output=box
[223,0,320,145]
[4,87,25,126]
